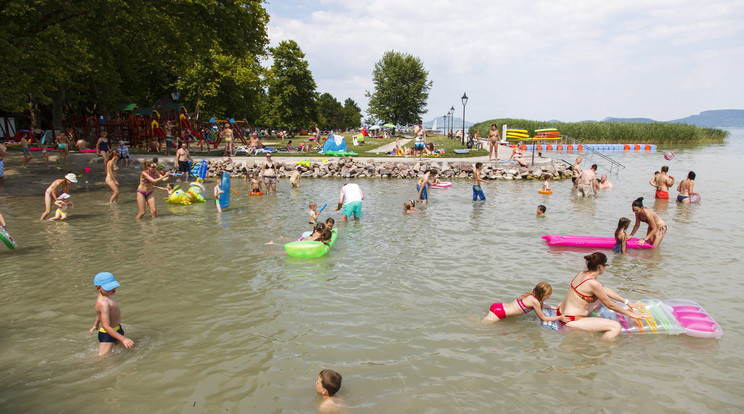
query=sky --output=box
[265,0,744,124]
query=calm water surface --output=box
[1,129,743,412]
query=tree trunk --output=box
[27,94,37,129]
[52,88,65,133]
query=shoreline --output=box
[0,147,570,198]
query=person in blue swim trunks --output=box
[335,182,364,221]
[416,168,437,205]
[473,162,488,201]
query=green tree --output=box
[365,50,432,126]
[316,93,344,130]
[342,98,362,129]
[266,40,317,129]
[0,0,269,127]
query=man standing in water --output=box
[576,164,598,197]
[335,182,364,221]
[650,165,674,199]
[175,141,193,183]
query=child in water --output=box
[325,217,335,231]
[473,162,487,201]
[613,217,631,254]
[248,171,263,194]
[542,174,552,191]
[307,222,326,241]
[403,199,418,213]
[309,202,319,224]
[536,205,546,217]
[316,369,342,413]
[214,182,224,213]
[483,282,564,323]
[88,272,134,356]
[289,166,301,187]
[49,193,73,221]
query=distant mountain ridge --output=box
[604,109,744,127]
[424,117,473,130]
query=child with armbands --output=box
[483,282,565,323]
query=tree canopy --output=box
[265,40,317,130]
[365,51,432,126]
[0,0,269,127]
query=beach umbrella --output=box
[369,125,382,130]
[383,123,396,128]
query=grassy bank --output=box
[471,119,728,144]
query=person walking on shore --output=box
[414,120,426,161]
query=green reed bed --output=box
[471,119,727,144]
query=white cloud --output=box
[266,0,744,123]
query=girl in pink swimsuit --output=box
[484,282,564,323]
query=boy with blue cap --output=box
[88,272,134,356]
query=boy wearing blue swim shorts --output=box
[88,272,134,356]
[473,162,488,201]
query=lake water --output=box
[1,129,743,413]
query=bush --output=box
[471,119,727,144]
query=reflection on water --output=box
[1,129,744,412]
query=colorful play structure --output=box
[60,104,255,151]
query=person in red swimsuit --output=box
[556,252,645,339]
[483,282,564,323]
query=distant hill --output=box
[603,117,656,123]
[668,110,744,127]
[603,110,744,127]
[424,117,473,130]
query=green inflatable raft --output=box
[284,229,338,258]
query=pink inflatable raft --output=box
[430,182,452,188]
[541,299,722,338]
[542,235,653,249]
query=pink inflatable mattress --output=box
[542,235,654,249]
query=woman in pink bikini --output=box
[483,282,564,323]
[556,252,644,339]
[136,161,170,219]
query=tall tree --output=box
[266,40,317,129]
[365,51,432,126]
[316,93,344,130]
[342,98,362,129]
[0,0,269,127]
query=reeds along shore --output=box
[472,119,728,144]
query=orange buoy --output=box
[624,144,630,151]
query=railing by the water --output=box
[521,135,628,175]
[561,135,626,175]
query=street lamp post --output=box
[461,93,468,145]
[449,106,455,139]
[442,115,447,135]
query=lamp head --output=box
[461,92,468,106]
